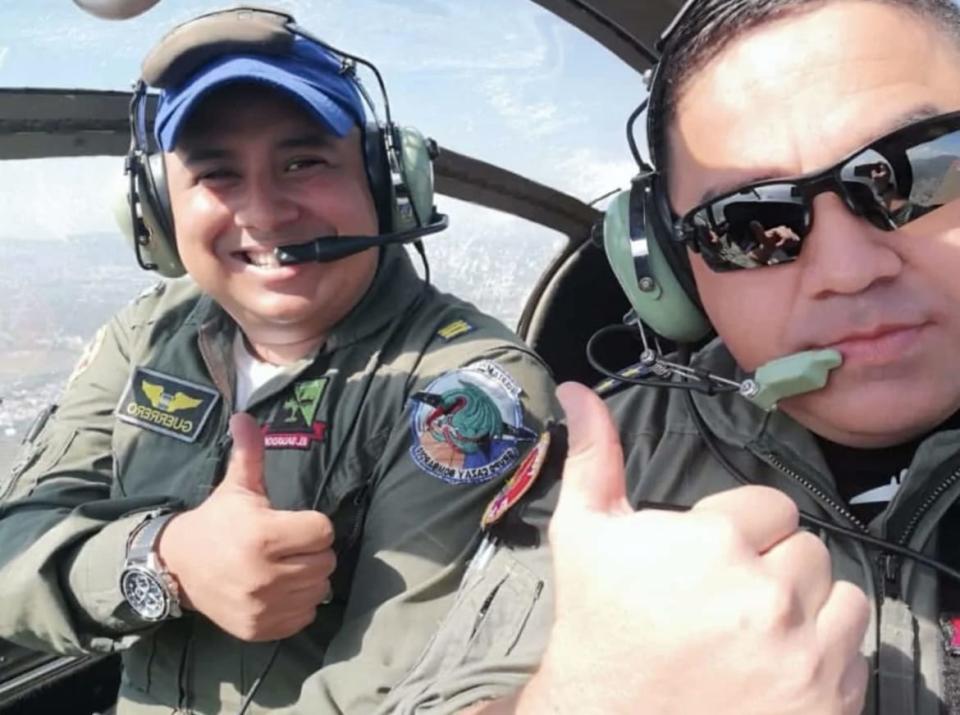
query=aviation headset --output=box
[117,6,444,278]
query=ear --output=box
[602,187,711,343]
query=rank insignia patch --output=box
[408,360,536,485]
[117,367,220,443]
[262,377,329,450]
[436,319,476,342]
[482,430,550,528]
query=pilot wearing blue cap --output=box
[0,7,557,715]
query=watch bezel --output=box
[120,564,174,621]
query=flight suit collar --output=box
[321,244,425,353]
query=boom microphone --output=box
[274,214,449,265]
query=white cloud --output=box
[550,148,637,203]
[0,47,7,71]
[0,157,122,241]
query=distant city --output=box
[0,229,562,475]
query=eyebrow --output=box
[179,132,338,165]
[696,103,946,205]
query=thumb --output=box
[555,382,630,516]
[219,412,268,498]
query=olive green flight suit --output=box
[0,245,558,714]
[381,339,960,715]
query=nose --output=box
[798,192,903,298]
[233,171,299,233]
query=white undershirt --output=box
[233,333,287,411]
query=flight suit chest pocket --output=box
[112,416,226,506]
[402,545,546,682]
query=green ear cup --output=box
[113,155,186,279]
[394,126,436,233]
[603,190,710,343]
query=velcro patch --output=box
[942,614,960,656]
[436,319,476,342]
[117,367,219,443]
[408,360,536,485]
[65,326,107,390]
[482,430,550,528]
[262,377,330,450]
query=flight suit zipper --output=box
[758,451,893,594]
[758,451,868,531]
[883,464,960,599]
[345,483,371,550]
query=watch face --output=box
[121,567,169,621]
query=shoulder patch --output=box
[116,367,219,443]
[482,430,550,528]
[436,318,476,342]
[65,326,107,390]
[408,360,536,485]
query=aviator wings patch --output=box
[117,367,219,443]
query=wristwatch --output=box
[119,510,182,622]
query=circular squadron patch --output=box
[408,360,536,485]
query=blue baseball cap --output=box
[154,35,366,151]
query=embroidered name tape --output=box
[117,367,219,443]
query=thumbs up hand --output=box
[156,413,336,641]
[521,383,869,715]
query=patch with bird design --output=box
[408,360,536,485]
[116,367,220,442]
[262,377,330,450]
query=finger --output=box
[221,413,268,497]
[817,580,870,686]
[693,485,800,554]
[287,577,335,607]
[275,549,338,581]
[263,510,336,557]
[840,654,869,715]
[555,382,630,516]
[760,530,832,620]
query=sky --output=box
[0,0,648,325]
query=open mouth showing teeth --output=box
[242,251,284,269]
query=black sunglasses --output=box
[675,111,960,272]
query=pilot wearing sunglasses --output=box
[381,1,960,714]
[0,7,558,715]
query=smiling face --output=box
[164,84,379,361]
[667,0,960,447]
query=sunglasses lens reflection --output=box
[692,187,807,271]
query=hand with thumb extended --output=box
[522,382,868,715]
[157,413,337,641]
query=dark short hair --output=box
[652,0,960,166]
